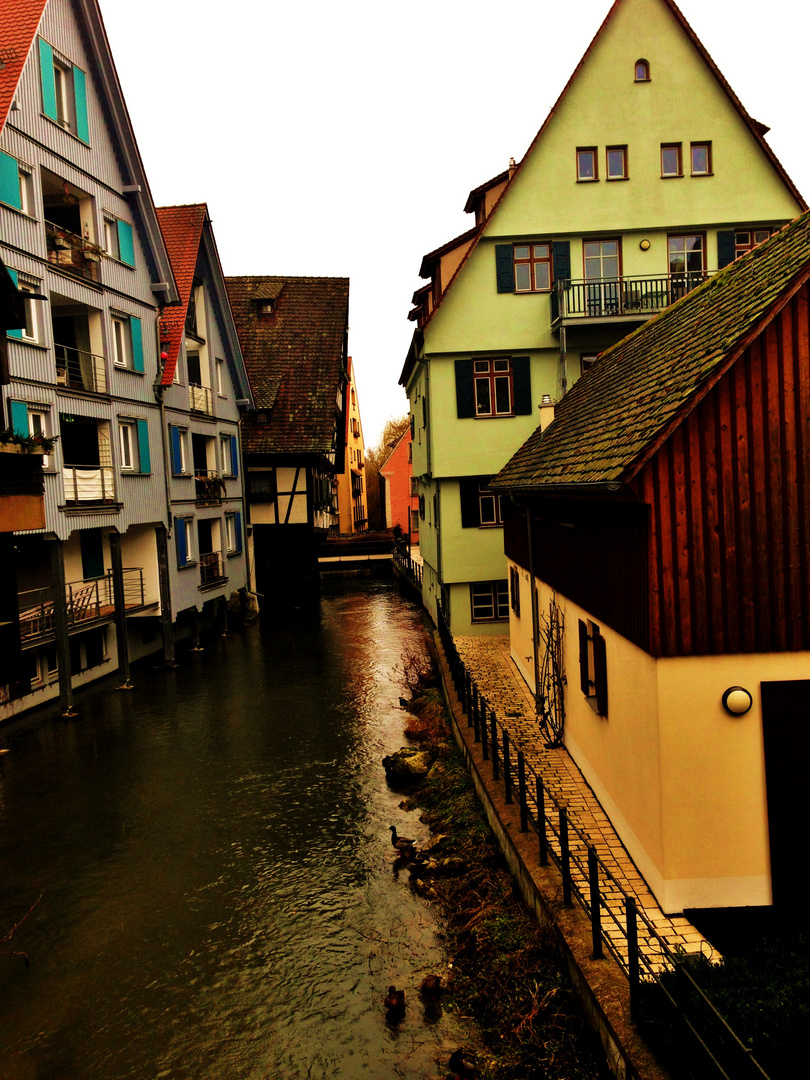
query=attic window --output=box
[258,300,275,316]
[634,59,650,82]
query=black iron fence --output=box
[199,551,226,588]
[393,542,423,587]
[435,610,770,1080]
[551,272,708,324]
[18,568,146,642]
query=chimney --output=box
[508,156,518,178]
[539,394,555,431]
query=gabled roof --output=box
[155,204,206,385]
[417,0,806,335]
[225,276,349,457]
[0,0,179,302]
[491,211,810,493]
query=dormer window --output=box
[258,300,275,316]
[252,281,284,317]
[635,59,650,81]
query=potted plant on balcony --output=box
[0,428,59,454]
[82,241,103,262]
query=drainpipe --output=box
[154,322,175,664]
[109,529,132,689]
[48,537,75,716]
[511,497,541,717]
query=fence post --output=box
[491,713,499,781]
[481,699,489,760]
[560,806,572,906]
[588,845,603,959]
[536,777,548,865]
[626,896,640,1021]
[503,730,512,803]
[472,684,480,741]
[518,752,528,832]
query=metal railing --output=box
[63,465,115,503]
[199,551,226,588]
[55,341,107,394]
[551,272,708,324]
[194,470,224,505]
[188,384,213,415]
[45,220,100,283]
[18,568,146,642]
[393,541,423,587]
[435,609,771,1080]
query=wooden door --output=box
[760,680,810,910]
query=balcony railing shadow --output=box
[55,342,107,394]
[18,568,148,643]
[199,551,227,590]
[63,465,115,504]
[195,471,224,505]
[189,384,213,415]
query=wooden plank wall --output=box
[634,282,810,657]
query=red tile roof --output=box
[155,204,207,385]
[225,276,349,457]
[0,1,47,131]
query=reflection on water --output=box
[0,580,473,1079]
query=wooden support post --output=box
[48,538,74,716]
[109,530,132,689]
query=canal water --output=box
[0,580,476,1079]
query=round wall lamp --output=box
[721,686,753,715]
[639,239,651,251]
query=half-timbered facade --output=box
[491,211,810,915]
[225,276,349,605]
[0,0,181,717]
[401,0,805,637]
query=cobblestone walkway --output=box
[453,634,715,967]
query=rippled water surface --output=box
[0,580,473,1079]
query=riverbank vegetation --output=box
[397,642,607,1080]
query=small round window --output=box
[635,58,650,81]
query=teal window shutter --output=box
[495,245,514,293]
[10,400,29,437]
[38,39,58,121]
[0,151,21,210]
[454,359,475,418]
[234,511,243,553]
[117,220,135,266]
[136,419,151,474]
[170,425,182,473]
[230,435,239,478]
[130,316,144,372]
[512,357,532,415]
[72,66,89,143]
[6,268,22,339]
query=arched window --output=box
[635,58,650,82]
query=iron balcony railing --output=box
[18,568,147,642]
[188,384,213,415]
[199,551,226,589]
[55,342,107,394]
[45,221,100,283]
[63,464,115,504]
[551,272,709,325]
[194,470,224,505]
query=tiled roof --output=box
[155,204,207,386]
[492,211,810,492]
[0,1,46,131]
[225,276,349,457]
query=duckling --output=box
[389,825,416,857]
[448,1048,477,1077]
[420,973,442,1000]
[384,985,406,1019]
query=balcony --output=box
[63,465,115,505]
[45,221,100,283]
[55,342,107,394]
[199,551,227,590]
[189,384,213,415]
[195,470,224,506]
[551,272,708,327]
[18,568,148,643]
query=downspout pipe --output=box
[510,495,541,717]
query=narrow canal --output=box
[0,580,476,1079]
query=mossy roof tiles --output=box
[225,275,349,457]
[491,211,810,493]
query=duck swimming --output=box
[448,1048,477,1077]
[384,985,406,1018]
[389,825,416,856]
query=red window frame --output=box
[661,143,683,178]
[513,243,552,292]
[576,147,598,182]
[473,358,513,417]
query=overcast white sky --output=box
[97,0,810,449]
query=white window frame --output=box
[225,513,238,553]
[119,420,136,471]
[18,164,35,216]
[17,279,41,343]
[111,314,131,368]
[470,581,509,622]
[178,516,194,567]
[216,357,225,397]
[220,434,233,476]
[103,216,119,259]
[28,407,52,468]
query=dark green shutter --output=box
[10,400,28,436]
[170,425,182,474]
[72,66,89,142]
[455,359,475,418]
[130,316,144,372]
[5,268,21,339]
[230,435,239,478]
[593,629,608,716]
[117,220,135,266]
[0,151,21,210]
[552,241,571,282]
[38,39,58,121]
[80,530,105,579]
[459,477,481,528]
[136,419,150,473]
[717,230,736,269]
[175,518,187,567]
[495,244,514,293]
[578,620,590,696]
[512,357,531,414]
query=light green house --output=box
[400,0,805,636]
